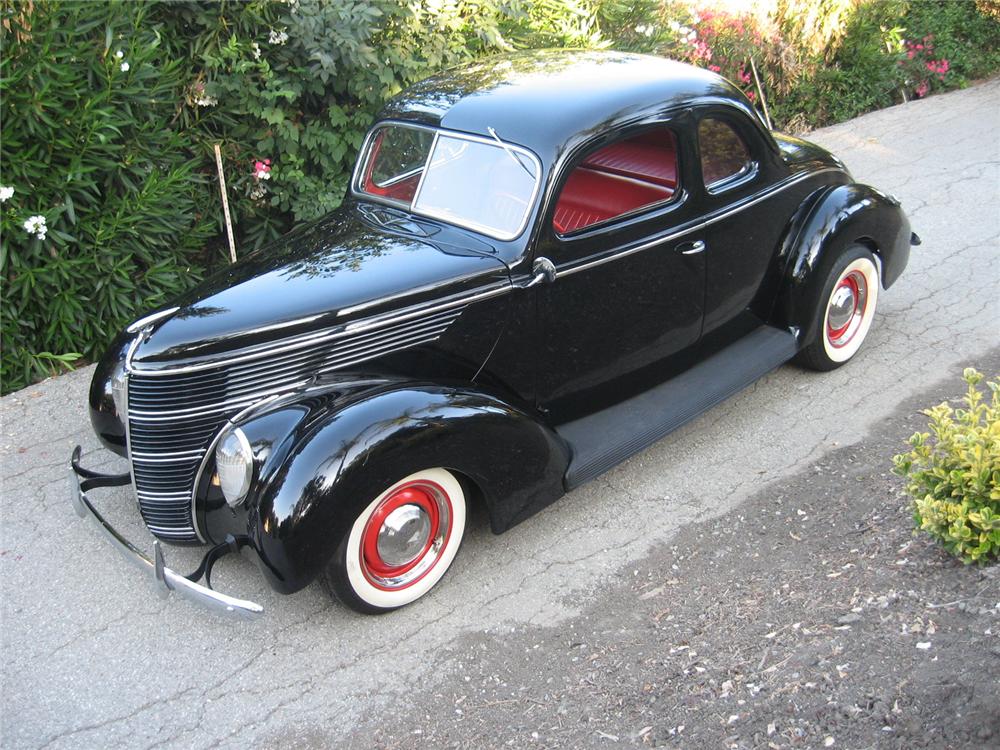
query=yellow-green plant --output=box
[893,369,1000,564]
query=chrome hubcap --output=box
[376,504,432,568]
[360,480,453,591]
[827,284,856,331]
[826,270,868,348]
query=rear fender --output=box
[770,183,911,343]
[240,383,568,594]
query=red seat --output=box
[554,130,677,234]
[582,140,676,188]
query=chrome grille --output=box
[126,307,464,542]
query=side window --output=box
[698,118,751,188]
[553,128,678,235]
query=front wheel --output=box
[322,468,467,614]
[796,246,880,372]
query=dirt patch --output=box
[347,353,1000,750]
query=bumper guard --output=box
[69,446,264,618]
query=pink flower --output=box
[916,44,923,50]
[253,160,272,181]
[746,89,756,102]
[915,81,929,98]
[907,50,915,59]
[708,64,721,72]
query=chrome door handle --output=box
[676,240,706,255]
[521,257,557,288]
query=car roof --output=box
[378,49,754,165]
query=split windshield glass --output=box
[356,123,540,241]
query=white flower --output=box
[115,49,124,59]
[668,20,681,32]
[23,214,47,240]
[195,94,218,107]
[254,168,271,180]
[251,42,262,60]
[249,184,267,200]
[120,61,130,72]
[268,29,289,45]
[0,185,13,203]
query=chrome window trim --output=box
[557,167,846,278]
[351,120,542,242]
[351,121,435,210]
[412,132,541,241]
[408,130,440,213]
[705,160,758,195]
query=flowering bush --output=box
[893,369,1000,564]
[898,35,953,98]
[667,7,779,105]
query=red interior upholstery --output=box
[363,171,420,202]
[361,131,422,202]
[554,130,677,234]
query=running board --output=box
[558,326,798,489]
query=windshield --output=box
[355,123,540,240]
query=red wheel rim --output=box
[826,270,868,348]
[359,480,453,591]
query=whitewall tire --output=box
[324,468,466,613]
[797,246,880,371]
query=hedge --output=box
[1,0,997,394]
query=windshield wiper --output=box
[487,126,535,179]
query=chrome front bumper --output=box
[69,446,264,618]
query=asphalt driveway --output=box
[2,78,998,749]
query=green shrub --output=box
[0,0,216,392]
[2,0,999,394]
[893,369,1000,564]
[0,0,592,394]
[151,0,601,251]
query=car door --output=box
[532,114,708,421]
[695,107,793,337]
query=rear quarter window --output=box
[698,118,752,187]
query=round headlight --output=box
[215,428,253,507]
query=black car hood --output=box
[131,203,511,365]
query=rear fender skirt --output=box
[241,383,568,594]
[770,183,911,343]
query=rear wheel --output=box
[796,246,880,371]
[323,468,466,614]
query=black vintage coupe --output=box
[71,50,915,616]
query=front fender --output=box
[240,383,569,594]
[771,183,911,343]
